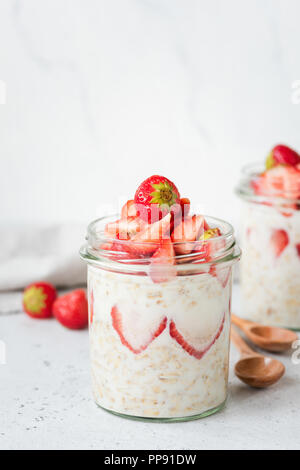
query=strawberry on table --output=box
[134,175,180,223]
[53,289,88,329]
[23,282,57,319]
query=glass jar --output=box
[236,163,300,330]
[80,215,240,422]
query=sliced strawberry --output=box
[100,238,146,262]
[203,219,210,231]
[129,213,172,256]
[251,176,266,196]
[280,209,296,217]
[192,227,221,263]
[270,229,289,258]
[150,238,176,283]
[111,305,167,354]
[111,235,139,260]
[170,313,225,360]
[100,241,114,251]
[121,199,138,219]
[252,166,300,200]
[105,216,143,240]
[296,243,300,257]
[171,215,204,255]
[180,198,190,218]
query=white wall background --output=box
[1,0,300,229]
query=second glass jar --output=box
[236,164,300,330]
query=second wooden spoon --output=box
[232,313,298,352]
[231,326,285,388]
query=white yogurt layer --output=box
[240,203,300,328]
[88,265,232,419]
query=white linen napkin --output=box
[0,223,86,291]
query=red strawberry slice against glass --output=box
[270,229,289,258]
[149,238,176,283]
[296,243,300,258]
[111,305,167,354]
[209,265,231,288]
[170,313,225,360]
[89,289,94,324]
[100,241,114,251]
[172,215,204,255]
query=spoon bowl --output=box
[232,314,298,352]
[248,325,297,352]
[231,326,285,388]
[235,355,285,388]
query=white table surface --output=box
[0,285,299,451]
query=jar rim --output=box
[235,162,300,206]
[79,214,241,275]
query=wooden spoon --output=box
[231,326,285,388]
[232,313,298,352]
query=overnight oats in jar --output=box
[80,175,240,421]
[236,144,300,329]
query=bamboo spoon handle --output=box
[231,326,256,356]
[231,313,253,330]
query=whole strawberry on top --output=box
[134,175,180,223]
[266,144,300,169]
[252,144,300,201]
[23,282,57,319]
[101,175,225,284]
